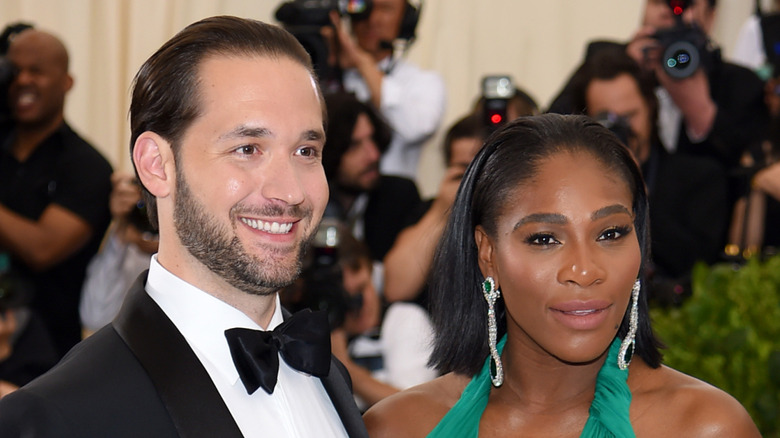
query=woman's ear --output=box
[475,225,497,284]
[132,131,175,198]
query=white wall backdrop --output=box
[0,0,759,196]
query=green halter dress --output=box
[427,336,635,437]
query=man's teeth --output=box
[240,218,293,234]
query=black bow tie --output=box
[225,309,332,395]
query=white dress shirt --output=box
[344,56,447,181]
[348,302,436,410]
[145,256,348,438]
[732,15,766,72]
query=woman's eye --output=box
[525,234,559,246]
[598,226,632,241]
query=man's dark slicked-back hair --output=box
[129,16,321,228]
[428,114,663,377]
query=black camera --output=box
[275,0,372,91]
[295,217,363,330]
[651,0,710,79]
[480,75,515,132]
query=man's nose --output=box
[260,156,306,206]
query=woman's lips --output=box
[550,301,612,331]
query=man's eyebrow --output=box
[218,126,325,143]
[302,129,325,142]
[591,204,632,221]
[218,125,272,141]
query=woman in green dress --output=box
[364,114,760,437]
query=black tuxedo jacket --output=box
[0,274,368,438]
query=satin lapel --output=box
[113,272,243,438]
[320,357,369,438]
[279,309,368,437]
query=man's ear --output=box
[132,131,174,198]
[475,225,497,284]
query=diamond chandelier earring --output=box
[482,276,503,387]
[618,279,641,370]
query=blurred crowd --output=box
[0,0,777,411]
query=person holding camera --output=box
[569,47,730,304]
[0,27,113,357]
[324,0,446,181]
[384,85,540,305]
[288,230,437,410]
[383,113,486,305]
[79,171,158,335]
[549,0,768,172]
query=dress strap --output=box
[581,338,636,437]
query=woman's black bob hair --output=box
[428,113,663,376]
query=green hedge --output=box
[651,255,780,436]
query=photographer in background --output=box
[0,27,112,357]
[284,227,436,410]
[384,81,539,305]
[549,0,768,173]
[322,0,446,181]
[322,91,424,293]
[570,47,730,304]
[383,113,486,305]
[79,171,158,335]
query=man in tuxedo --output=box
[0,16,367,437]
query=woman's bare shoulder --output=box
[629,362,761,437]
[363,372,471,438]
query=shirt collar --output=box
[145,255,284,385]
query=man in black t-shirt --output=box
[0,29,112,357]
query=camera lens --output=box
[662,40,699,79]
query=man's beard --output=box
[173,168,316,296]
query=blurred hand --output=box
[110,171,142,222]
[322,11,373,70]
[626,25,661,71]
[657,67,715,138]
[754,162,780,202]
[430,165,467,216]
[330,328,351,364]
